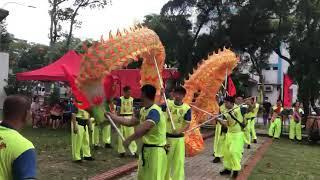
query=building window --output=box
[265,86,272,92]
[265,67,271,70]
[273,66,278,70]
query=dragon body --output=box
[65,26,166,123]
[65,26,239,156]
[184,48,239,156]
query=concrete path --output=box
[118,136,267,180]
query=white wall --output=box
[249,43,297,105]
[262,68,278,84]
[0,52,9,109]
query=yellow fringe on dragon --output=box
[184,48,239,157]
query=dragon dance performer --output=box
[268,100,284,139]
[244,97,260,149]
[217,96,245,178]
[212,101,227,163]
[162,86,191,180]
[289,102,302,141]
[92,99,113,149]
[116,86,138,157]
[71,103,94,162]
[107,84,167,180]
[0,96,37,180]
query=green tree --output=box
[286,0,320,114]
[64,0,112,49]
[48,0,68,46]
[8,38,31,73]
[17,44,50,72]
[0,21,13,52]
[143,14,193,77]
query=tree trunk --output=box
[258,71,265,99]
[248,52,265,99]
[216,0,223,30]
[66,5,81,49]
[49,0,57,46]
[66,17,75,49]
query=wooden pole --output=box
[105,114,134,155]
[186,103,245,133]
[152,55,176,130]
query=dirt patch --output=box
[236,138,273,180]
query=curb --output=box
[89,132,214,180]
[89,161,138,180]
[236,138,273,180]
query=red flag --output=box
[283,74,293,108]
[227,76,236,96]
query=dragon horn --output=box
[124,28,129,34]
[100,35,104,43]
[109,30,113,39]
[117,29,122,36]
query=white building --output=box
[0,52,9,109]
[248,44,298,105]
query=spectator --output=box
[31,96,41,128]
[62,100,76,128]
[263,97,272,126]
[50,103,63,129]
[0,95,37,179]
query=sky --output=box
[2,0,169,45]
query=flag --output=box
[227,76,236,96]
[283,74,293,108]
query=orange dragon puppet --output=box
[63,25,238,156]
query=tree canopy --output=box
[143,0,320,113]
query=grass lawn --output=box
[21,126,134,180]
[249,138,320,180]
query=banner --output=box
[283,74,293,108]
[227,76,236,97]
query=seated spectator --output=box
[31,96,41,128]
[62,99,76,128]
[39,102,50,128]
[50,103,63,129]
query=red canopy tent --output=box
[16,50,180,98]
[16,50,81,81]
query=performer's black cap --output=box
[224,96,235,103]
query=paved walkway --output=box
[118,136,267,180]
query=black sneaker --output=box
[253,139,257,143]
[247,145,251,149]
[132,153,138,158]
[232,171,239,178]
[73,160,82,163]
[84,157,95,161]
[105,143,112,149]
[220,169,231,176]
[93,145,99,150]
[119,153,125,158]
[212,157,221,163]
